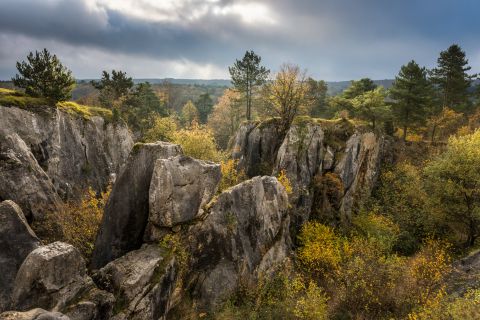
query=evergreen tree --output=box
[195,93,214,124]
[123,82,167,133]
[390,60,432,141]
[431,44,475,112]
[229,50,270,120]
[343,78,377,99]
[12,48,75,102]
[91,70,133,108]
[351,87,391,129]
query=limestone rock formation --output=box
[11,242,114,319]
[232,119,284,177]
[94,245,177,320]
[0,308,70,320]
[232,119,391,227]
[0,105,133,219]
[91,142,182,269]
[0,201,40,312]
[148,155,221,229]
[186,176,290,310]
[0,133,62,220]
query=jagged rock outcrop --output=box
[0,308,70,320]
[90,144,290,317]
[148,155,221,229]
[0,105,133,219]
[0,201,41,312]
[185,176,290,310]
[233,118,391,227]
[0,133,62,220]
[231,119,284,177]
[94,245,177,320]
[91,142,182,270]
[11,242,114,320]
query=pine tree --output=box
[12,48,76,102]
[229,50,270,120]
[307,78,329,117]
[195,93,214,124]
[431,44,475,112]
[91,70,133,108]
[390,60,432,141]
[342,78,377,99]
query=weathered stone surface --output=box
[232,119,390,227]
[148,155,221,228]
[0,132,62,220]
[334,132,387,218]
[0,201,40,312]
[94,245,177,320]
[12,242,86,311]
[12,242,114,319]
[232,119,284,177]
[91,142,182,270]
[0,308,70,320]
[0,105,133,218]
[186,176,290,310]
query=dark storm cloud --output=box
[0,0,479,80]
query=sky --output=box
[0,0,479,81]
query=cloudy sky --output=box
[1,0,479,81]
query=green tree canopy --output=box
[342,78,377,99]
[390,60,433,141]
[307,78,329,117]
[424,130,480,247]
[195,92,214,124]
[351,87,391,129]
[431,44,475,112]
[123,82,167,133]
[12,48,76,102]
[91,70,133,108]
[229,50,270,120]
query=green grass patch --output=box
[0,89,112,121]
[56,101,113,121]
[0,88,49,110]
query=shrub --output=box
[36,187,110,261]
[219,159,246,191]
[352,212,400,253]
[408,289,480,320]
[172,122,224,162]
[297,222,344,276]
[277,169,293,195]
[143,115,178,142]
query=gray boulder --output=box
[91,142,182,270]
[94,245,177,320]
[0,308,70,320]
[148,155,221,229]
[11,242,113,319]
[187,176,290,310]
[0,201,40,312]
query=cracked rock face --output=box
[11,242,114,319]
[0,105,133,219]
[186,176,290,310]
[94,245,177,320]
[148,155,221,229]
[91,142,182,270]
[232,120,390,227]
[0,201,40,312]
[0,132,62,220]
